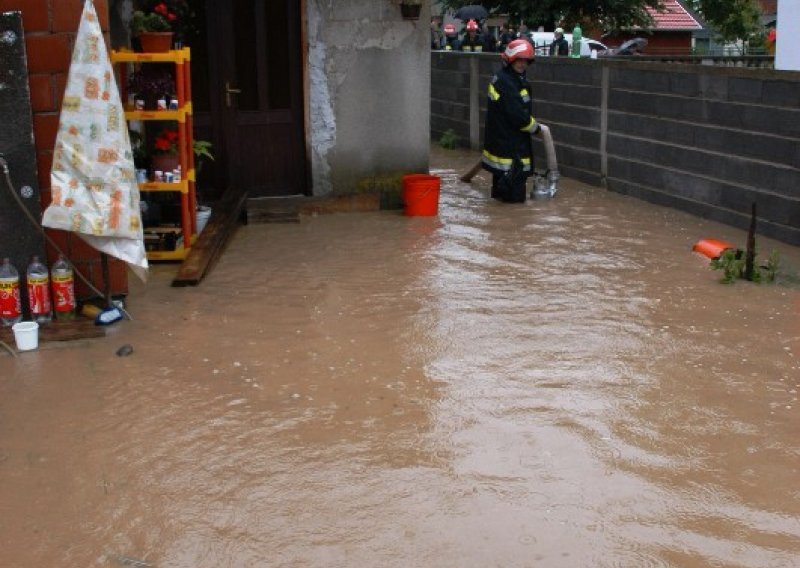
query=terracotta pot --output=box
[138,32,174,53]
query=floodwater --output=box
[2,148,799,567]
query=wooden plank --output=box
[0,318,105,344]
[171,186,248,287]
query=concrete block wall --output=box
[431,52,800,245]
[0,0,128,297]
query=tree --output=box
[439,0,761,42]
[684,0,761,45]
[438,0,660,31]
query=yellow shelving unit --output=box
[110,47,196,261]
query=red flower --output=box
[154,127,179,154]
[167,13,177,21]
[155,3,168,15]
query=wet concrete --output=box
[1,147,799,567]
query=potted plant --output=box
[150,125,180,175]
[130,1,191,52]
[399,1,422,20]
[128,65,175,110]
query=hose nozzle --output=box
[0,154,8,174]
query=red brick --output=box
[28,74,54,112]
[33,113,60,152]
[36,150,53,192]
[53,0,109,33]
[52,73,68,109]
[24,33,71,73]
[44,229,69,266]
[0,0,50,32]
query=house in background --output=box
[0,0,431,297]
[603,0,704,55]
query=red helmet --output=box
[466,19,479,31]
[444,23,456,36]
[502,39,535,63]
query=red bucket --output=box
[693,238,735,259]
[402,174,440,216]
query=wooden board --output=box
[0,318,105,345]
[171,186,249,287]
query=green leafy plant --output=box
[133,1,193,41]
[439,128,459,149]
[192,139,215,176]
[128,130,148,167]
[710,247,780,284]
[130,11,172,34]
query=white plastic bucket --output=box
[12,321,39,351]
[196,206,212,235]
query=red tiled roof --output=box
[644,0,703,30]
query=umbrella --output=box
[454,5,489,22]
[616,37,648,55]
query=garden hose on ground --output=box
[0,154,132,320]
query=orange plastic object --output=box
[693,238,735,259]
[402,174,441,216]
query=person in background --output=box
[549,27,569,56]
[482,39,540,203]
[430,18,444,50]
[766,25,776,55]
[460,19,485,52]
[517,23,530,43]
[443,23,460,51]
[481,21,496,52]
[497,22,515,51]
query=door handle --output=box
[225,82,242,108]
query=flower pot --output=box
[138,32,174,53]
[400,3,421,20]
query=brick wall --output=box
[431,52,800,245]
[0,0,128,298]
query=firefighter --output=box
[459,19,484,52]
[443,23,460,51]
[481,39,540,202]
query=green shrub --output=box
[439,129,458,149]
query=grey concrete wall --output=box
[307,0,430,196]
[431,53,800,245]
[0,11,46,316]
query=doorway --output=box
[191,0,308,200]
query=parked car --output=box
[526,32,608,57]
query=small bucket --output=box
[402,174,440,216]
[693,238,735,259]
[12,321,39,352]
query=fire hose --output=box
[459,123,560,197]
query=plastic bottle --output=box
[0,257,23,326]
[571,24,582,58]
[27,256,52,324]
[51,255,76,321]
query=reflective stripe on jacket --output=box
[481,65,536,175]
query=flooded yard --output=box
[1,148,799,567]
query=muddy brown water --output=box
[2,149,799,567]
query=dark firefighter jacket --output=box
[460,32,485,52]
[444,35,460,51]
[481,64,537,176]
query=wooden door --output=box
[193,0,307,199]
